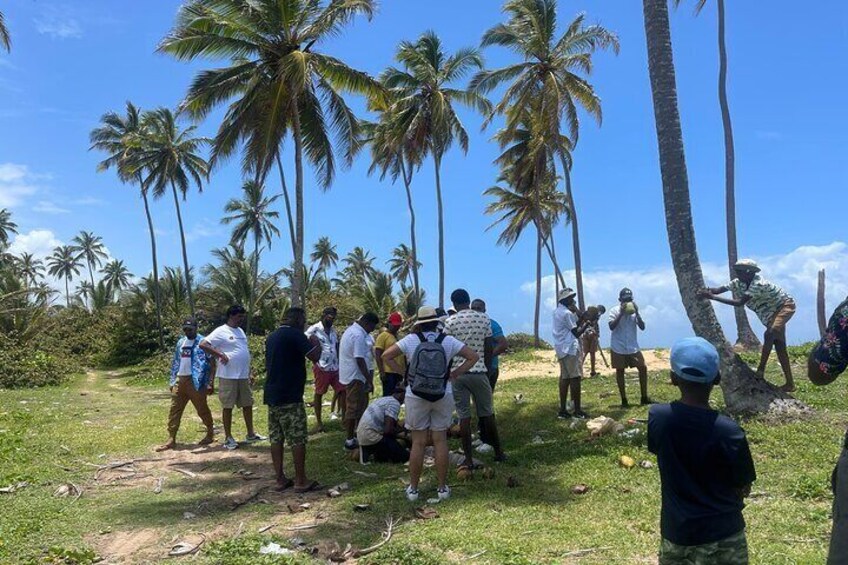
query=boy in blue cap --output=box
[648,337,756,564]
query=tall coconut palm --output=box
[71,231,108,290]
[387,243,422,289]
[135,107,210,316]
[381,31,491,308]
[641,0,800,415]
[90,101,165,349]
[0,11,10,53]
[0,208,17,247]
[47,245,83,307]
[14,253,45,286]
[472,0,618,309]
[100,259,133,298]
[343,246,377,284]
[672,0,759,350]
[222,180,281,334]
[159,0,383,308]
[311,236,339,278]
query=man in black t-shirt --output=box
[265,307,321,493]
[648,337,756,564]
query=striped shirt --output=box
[728,275,793,326]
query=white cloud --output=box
[72,196,106,206]
[0,163,41,208]
[33,200,70,214]
[8,229,63,259]
[186,219,223,242]
[34,12,83,39]
[521,242,848,348]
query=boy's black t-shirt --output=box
[648,401,756,546]
[264,325,315,406]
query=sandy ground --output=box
[499,349,670,381]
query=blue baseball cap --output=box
[670,337,720,383]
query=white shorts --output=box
[405,393,454,432]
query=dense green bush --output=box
[0,334,73,388]
[506,332,552,351]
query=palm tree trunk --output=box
[434,154,446,309]
[291,100,305,308]
[817,269,827,337]
[561,161,585,310]
[86,259,95,311]
[170,181,195,316]
[247,231,260,335]
[65,278,70,307]
[543,234,566,290]
[534,223,542,348]
[142,190,165,350]
[642,0,802,415]
[717,0,760,351]
[276,154,297,261]
[399,158,421,306]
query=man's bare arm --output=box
[382,344,405,375]
[492,335,508,357]
[199,340,228,364]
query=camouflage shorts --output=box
[268,403,307,447]
[660,531,748,565]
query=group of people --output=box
[154,258,848,564]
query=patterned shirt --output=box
[812,297,848,377]
[169,334,210,391]
[727,275,793,326]
[305,322,339,372]
[444,309,492,373]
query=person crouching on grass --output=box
[649,337,756,565]
[156,318,214,451]
[699,259,797,392]
[356,386,409,464]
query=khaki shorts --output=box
[405,393,454,431]
[769,300,796,333]
[218,378,254,409]
[559,355,582,380]
[453,372,494,419]
[611,350,646,370]
[268,403,307,447]
[344,380,368,422]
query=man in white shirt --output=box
[339,312,379,450]
[552,288,591,419]
[608,288,651,407]
[200,305,266,450]
[305,306,343,433]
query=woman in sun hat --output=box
[699,259,797,392]
[381,306,479,503]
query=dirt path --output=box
[499,349,670,382]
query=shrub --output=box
[0,334,72,388]
[506,332,552,351]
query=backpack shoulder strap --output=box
[415,332,426,343]
[435,333,447,344]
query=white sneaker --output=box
[244,433,267,442]
[330,412,340,421]
[223,437,238,450]
[475,443,494,454]
[437,486,451,501]
[405,485,419,502]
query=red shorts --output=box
[313,366,343,395]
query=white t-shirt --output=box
[305,322,339,371]
[177,338,195,376]
[443,309,492,373]
[339,323,373,385]
[552,305,580,359]
[608,305,641,355]
[360,396,402,433]
[396,331,464,397]
[204,324,251,379]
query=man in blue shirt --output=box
[648,337,756,564]
[472,299,508,391]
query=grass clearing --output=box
[1,354,846,563]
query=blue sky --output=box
[1,1,847,346]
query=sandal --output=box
[274,478,294,492]
[294,480,322,493]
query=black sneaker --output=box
[557,410,572,420]
[344,439,358,451]
[573,410,589,419]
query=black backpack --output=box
[407,332,449,401]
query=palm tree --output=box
[0,11,10,53]
[14,253,45,286]
[343,247,377,284]
[206,244,284,313]
[159,0,383,308]
[472,0,618,309]
[100,259,133,298]
[47,245,83,307]
[222,180,281,334]
[0,208,17,247]
[72,231,108,289]
[387,243,421,289]
[135,107,210,316]
[672,0,759,350]
[311,236,340,278]
[161,266,191,318]
[381,31,491,308]
[641,0,797,415]
[90,101,165,349]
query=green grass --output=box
[1,355,846,564]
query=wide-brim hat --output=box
[557,288,577,302]
[733,259,760,273]
[413,306,441,326]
